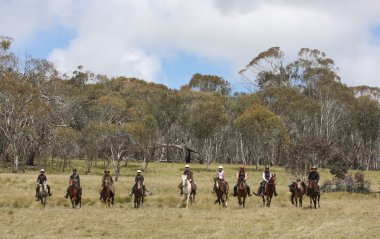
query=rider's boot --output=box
[247,186,252,196]
[35,188,39,201]
[259,187,263,196]
[180,188,183,196]
[64,192,68,199]
[48,186,52,196]
[274,187,278,197]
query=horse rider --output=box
[64,168,81,199]
[308,165,320,191]
[212,165,229,194]
[99,170,115,199]
[129,169,147,197]
[35,169,52,200]
[179,164,197,195]
[233,165,252,197]
[258,165,278,196]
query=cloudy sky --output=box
[1,0,380,90]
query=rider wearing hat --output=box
[64,168,81,199]
[233,165,252,197]
[179,165,197,195]
[99,170,114,199]
[129,169,147,197]
[308,165,320,191]
[212,165,229,194]
[258,165,278,196]
[35,169,52,200]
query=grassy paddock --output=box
[0,162,379,238]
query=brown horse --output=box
[237,180,247,208]
[262,175,276,207]
[291,180,306,207]
[214,179,228,207]
[68,179,81,208]
[101,180,114,208]
[307,180,320,209]
[134,181,144,208]
[37,182,48,207]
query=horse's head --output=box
[270,174,276,184]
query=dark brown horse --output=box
[214,179,228,207]
[262,175,276,207]
[68,179,81,208]
[307,180,320,209]
[37,182,48,207]
[291,180,306,207]
[134,181,144,208]
[237,180,247,208]
[101,180,114,208]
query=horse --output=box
[68,179,81,208]
[307,180,320,209]
[181,175,195,208]
[262,175,276,207]
[214,178,228,207]
[37,181,48,207]
[291,180,306,207]
[101,180,114,208]
[236,180,247,208]
[134,180,144,208]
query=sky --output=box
[1,0,380,91]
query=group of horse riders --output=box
[35,164,320,201]
[289,165,320,193]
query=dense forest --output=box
[1,36,379,178]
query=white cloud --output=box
[1,0,380,87]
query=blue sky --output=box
[2,0,380,91]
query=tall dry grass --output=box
[0,162,379,238]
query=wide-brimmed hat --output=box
[265,165,270,169]
[311,165,317,170]
[104,170,110,173]
[218,165,223,169]
[137,170,142,173]
[185,165,190,168]
[40,169,45,172]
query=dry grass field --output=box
[0,162,379,239]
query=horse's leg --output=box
[318,194,320,208]
[262,196,265,206]
[291,194,294,205]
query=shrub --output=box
[326,172,371,193]
[321,180,333,192]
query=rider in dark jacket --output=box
[64,168,81,198]
[129,170,147,197]
[179,165,197,195]
[35,169,52,200]
[308,165,320,192]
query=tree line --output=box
[1,37,379,179]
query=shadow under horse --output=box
[290,181,306,207]
[101,180,114,208]
[306,181,320,209]
[262,175,276,207]
[68,179,81,208]
[214,179,228,207]
[237,180,247,208]
[134,181,144,208]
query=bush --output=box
[324,172,371,193]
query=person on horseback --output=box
[258,165,278,196]
[212,165,229,194]
[99,170,115,200]
[64,168,81,199]
[180,165,197,195]
[35,169,52,200]
[233,165,252,197]
[308,165,320,191]
[129,170,147,197]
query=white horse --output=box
[181,175,194,208]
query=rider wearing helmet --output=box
[35,169,52,200]
[233,165,252,197]
[212,165,229,194]
[179,165,197,195]
[64,168,81,199]
[258,165,278,196]
[129,169,147,197]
